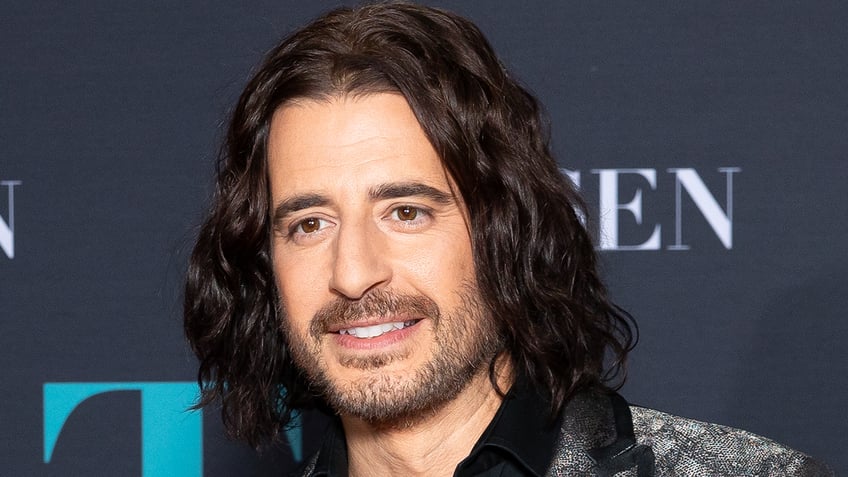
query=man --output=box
[184,3,831,475]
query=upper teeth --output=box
[339,321,415,338]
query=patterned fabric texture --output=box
[295,390,833,476]
[546,390,833,476]
[629,406,832,476]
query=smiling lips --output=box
[337,319,420,339]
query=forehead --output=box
[266,93,450,196]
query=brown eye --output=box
[395,206,418,221]
[299,217,321,233]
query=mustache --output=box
[309,290,440,338]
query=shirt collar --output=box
[309,418,346,477]
[455,377,563,476]
[308,377,562,477]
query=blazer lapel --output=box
[547,391,655,476]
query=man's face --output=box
[267,93,500,424]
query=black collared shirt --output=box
[305,380,563,477]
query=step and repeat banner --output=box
[2,1,846,475]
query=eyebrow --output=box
[368,182,453,204]
[272,193,329,225]
[272,181,454,225]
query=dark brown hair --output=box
[185,1,635,447]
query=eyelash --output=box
[389,205,431,224]
[286,217,331,239]
[284,205,433,241]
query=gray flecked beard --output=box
[281,285,502,427]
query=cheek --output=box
[273,252,328,333]
[398,233,476,293]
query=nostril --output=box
[330,226,392,299]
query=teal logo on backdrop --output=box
[44,382,202,477]
[0,180,21,259]
[44,382,303,476]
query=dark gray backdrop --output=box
[2,1,846,475]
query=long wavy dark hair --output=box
[185,1,636,447]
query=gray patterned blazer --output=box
[548,390,832,476]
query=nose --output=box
[329,219,391,299]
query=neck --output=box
[342,357,513,477]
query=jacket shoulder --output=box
[629,405,832,476]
